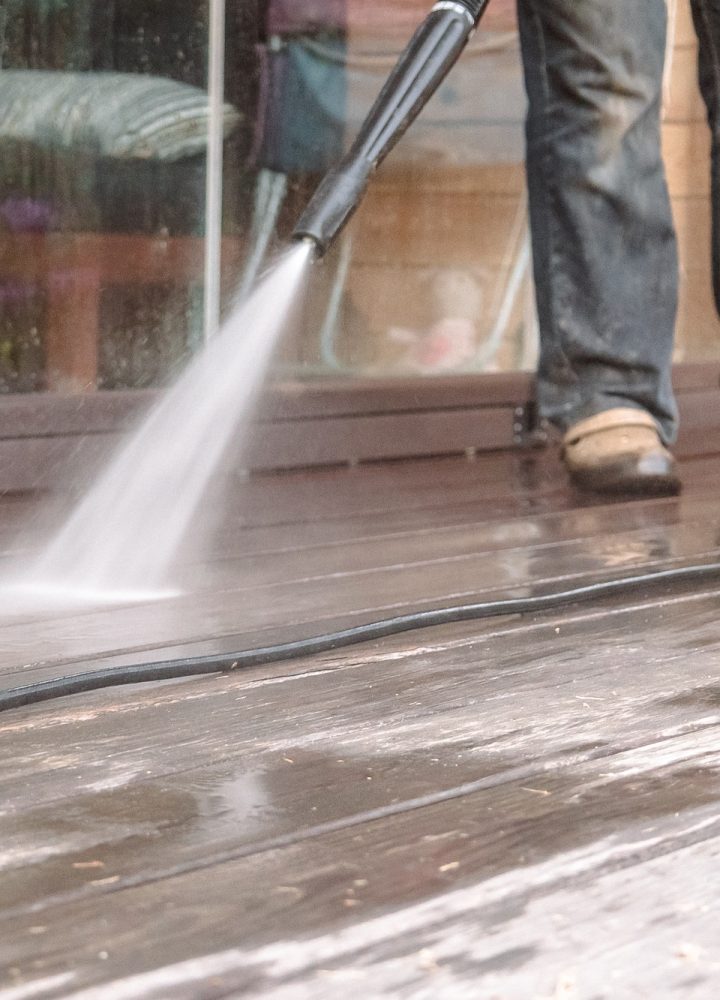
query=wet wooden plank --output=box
[3,449,720,996]
[1,586,719,994]
[3,792,719,997]
[169,449,720,530]
[4,444,720,551]
[5,453,720,569]
[4,448,720,682]
[6,819,713,999]
[2,499,720,685]
[1,582,719,907]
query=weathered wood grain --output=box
[2,449,720,997]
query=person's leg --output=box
[516,0,678,446]
[690,0,720,314]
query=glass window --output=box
[0,0,227,393]
[0,0,716,397]
[244,0,535,377]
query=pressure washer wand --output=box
[292,0,490,256]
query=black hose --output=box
[2,560,720,714]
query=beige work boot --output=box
[561,408,680,495]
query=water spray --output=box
[292,0,490,256]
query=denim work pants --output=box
[516,0,720,442]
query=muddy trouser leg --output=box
[690,0,720,316]
[516,0,679,442]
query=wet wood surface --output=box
[1,449,720,997]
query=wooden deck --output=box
[2,447,720,997]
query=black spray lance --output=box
[292,0,490,256]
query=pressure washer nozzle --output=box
[291,0,490,258]
[297,235,322,257]
[292,161,372,257]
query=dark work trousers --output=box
[515,0,717,443]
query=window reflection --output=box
[248,0,535,377]
[0,0,715,395]
[0,1,237,392]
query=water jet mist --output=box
[3,243,311,608]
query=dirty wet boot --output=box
[561,408,680,496]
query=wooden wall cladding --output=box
[1,367,720,493]
[346,0,518,37]
[0,376,529,492]
[665,2,720,360]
